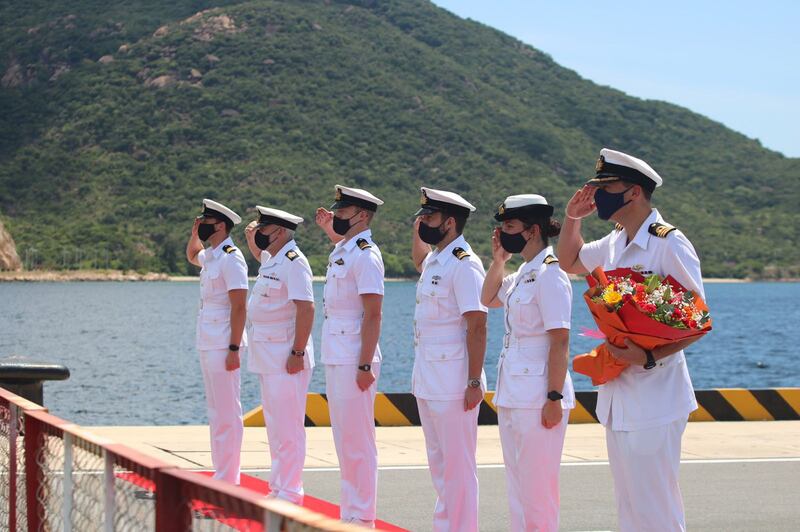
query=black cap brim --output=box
[414,206,441,216]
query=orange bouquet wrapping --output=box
[573,267,712,385]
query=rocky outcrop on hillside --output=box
[0,220,22,271]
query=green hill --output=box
[1,0,798,278]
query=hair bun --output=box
[547,219,562,238]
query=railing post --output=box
[24,412,44,531]
[104,450,115,532]
[156,470,190,531]
[8,404,18,532]
[63,433,73,531]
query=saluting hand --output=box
[491,228,512,263]
[565,185,597,219]
[244,220,257,240]
[192,218,201,237]
[315,207,333,231]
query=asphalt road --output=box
[252,459,800,531]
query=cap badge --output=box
[335,188,342,201]
[595,155,605,173]
[498,204,505,215]
[420,192,428,205]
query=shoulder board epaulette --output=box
[614,223,624,231]
[356,238,372,250]
[285,249,298,261]
[648,222,676,238]
[453,247,470,260]
[543,254,559,265]
[222,245,236,254]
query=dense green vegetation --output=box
[1,0,798,278]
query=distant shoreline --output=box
[1,270,797,283]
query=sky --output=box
[431,1,800,157]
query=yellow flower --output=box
[602,288,622,305]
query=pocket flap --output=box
[424,343,465,362]
[327,317,361,335]
[507,361,546,376]
[201,308,230,323]
[203,264,221,279]
[252,325,291,342]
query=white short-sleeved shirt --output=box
[579,208,704,431]
[246,240,315,374]
[412,235,488,401]
[196,236,249,351]
[321,229,384,365]
[493,246,575,409]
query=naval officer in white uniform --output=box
[243,206,314,504]
[481,194,575,532]
[315,185,385,528]
[186,199,248,485]
[410,187,488,532]
[558,149,706,531]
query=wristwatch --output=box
[358,364,371,372]
[291,349,305,357]
[547,390,564,402]
[467,378,481,389]
[228,344,239,352]
[643,349,656,370]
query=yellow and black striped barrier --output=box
[243,388,800,427]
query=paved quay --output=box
[91,421,800,531]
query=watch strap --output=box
[644,349,656,369]
[358,364,371,372]
[228,344,239,352]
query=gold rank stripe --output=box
[240,388,800,427]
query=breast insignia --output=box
[453,247,470,260]
[648,222,677,238]
[356,238,372,250]
[543,255,559,265]
[285,249,298,261]
[335,258,345,266]
[222,245,237,254]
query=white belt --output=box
[250,318,293,327]
[324,310,364,319]
[415,331,466,345]
[503,334,549,348]
[199,303,230,311]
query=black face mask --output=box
[499,230,529,254]
[594,186,633,221]
[197,222,218,242]
[418,221,447,245]
[332,213,358,236]
[254,230,272,250]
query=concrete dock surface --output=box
[91,421,800,531]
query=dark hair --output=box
[622,180,653,201]
[448,213,468,234]
[223,220,234,233]
[521,217,561,246]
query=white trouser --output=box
[199,349,243,485]
[258,369,312,504]
[325,363,381,522]
[498,407,569,532]
[417,398,480,532]
[606,418,688,532]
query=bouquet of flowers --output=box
[572,267,712,385]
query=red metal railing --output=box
[0,387,358,531]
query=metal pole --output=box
[104,450,115,532]
[8,404,18,531]
[24,413,44,531]
[63,433,73,531]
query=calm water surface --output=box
[0,281,797,425]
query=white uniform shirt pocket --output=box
[197,308,231,350]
